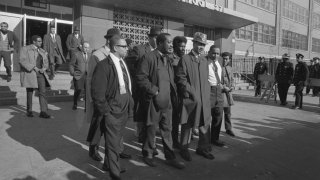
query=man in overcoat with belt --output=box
[43,25,66,80]
[136,33,185,169]
[176,32,213,161]
[19,35,51,118]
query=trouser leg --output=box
[255,80,261,95]
[73,89,82,106]
[37,74,48,113]
[2,51,12,77]
[224,107,232,131]
[197,123,211,151]
[26,88,34,112]
[211,106,223,142]
[104,113,127,179]
[119,136,124,153]
[159,108,175,160]
[180,123,192,150]
[283,84,290,103]
[171,109,180,145]
[142,123,156,158]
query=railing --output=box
[231,58,282,85]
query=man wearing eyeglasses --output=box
[0,22,19,82]
[19,35,51,118]
[91,35,133,180]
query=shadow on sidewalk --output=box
[5,103,108,180]
[13,176,37,180]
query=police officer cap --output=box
[258,56,265,60]
[296,53,304,59]
[282,53,290,59]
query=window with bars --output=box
[235,22,276,45]
[184,25,215,40]
[113,8,164,45]
[282,0,309,24]
[312,38,320,53]
[282,30,308,50]
[238,0,276,12]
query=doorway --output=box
[56,23,72,58]
[26,19,48,45]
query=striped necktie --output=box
[120,60,129,89]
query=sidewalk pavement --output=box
[0,89,319,180]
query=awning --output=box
[88,0,258,29]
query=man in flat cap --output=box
[176,32,214,161]
[66,26,84,60]
[86,28,131,166]
[132,27,161,146]
[292,53,309,109]
[253,56,268,97]
[275,53,294,106]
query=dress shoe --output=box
[179,149,192,161]
[89,145,103,161]
[119,152,132,159]
[102,163,126,173]
[291,106,299,110]
[165,159,185,169]
[196,149,215,160]
[39,112,51,119]
[7,76,11,82]
[226,130,235,137]
[26,112,34,117]
[72,105,77,110]
[143,157,157,167]
[192,128,199,136]
[212,140,226,147]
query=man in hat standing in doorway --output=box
[132,27,161,145]
[176,32,213,161]
[43,25,66,80]
[66,26,84,60]
[275,53,294,106]
[292,53,309,109]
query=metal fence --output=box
[231,58,282,84]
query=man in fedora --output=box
[66,26,84,59]
[86,28,131,166]
[275,53,294,106]
[176,32,214,161]
[132,27,161,145]
[292,53,309,109]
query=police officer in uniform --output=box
[275,53,294,106]
[253,56,268,96]
[292,53,309,109]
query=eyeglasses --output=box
[116,45,128,48]
[1,26,8,28]
[36,40,42,42]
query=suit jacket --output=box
[0,30,20,51]
[136,50,177,125]
[253,62,268,80]
[221,65,234,107]
[293,62,309,86]
[43,33,66,62]
[69,51,90,80]
[176,52,211,127]
[275,61,294,84]
[66,33,84,52]
[19,45,50,88]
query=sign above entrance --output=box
[178,0,224,12]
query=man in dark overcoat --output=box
[69,42,91,110]
[91,36,133,180]
[66,26,84,59]
[176,32,213,161]
[292,53,309,109]
[131,27,161,143]
[136,33,185,169]
[19,35,51,118]
[275,53,294,106]
[43,25,66,80]
[253,56,268,96]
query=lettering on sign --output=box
[178,0,223,12]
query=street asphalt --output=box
[0,89,319,180]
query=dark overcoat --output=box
[69,51,91,80]
[43,33,66,63]
[87,55,134,142]
[136,50,177,126]
[176,52,211,127]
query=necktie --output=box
[52,34,56,42]
[212,61,221,84]
[120,60,129,89]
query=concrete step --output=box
[0,91,17,98]
[0,97,17,106]
[234,85,255,90]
